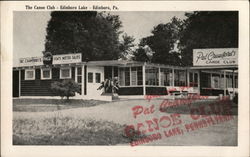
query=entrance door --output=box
[13,70,19,97]
[87,66,104,97]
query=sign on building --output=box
[53,53,82,65]
[193,48,238,66]
[19,56,43,67]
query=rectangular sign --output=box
[53,53,82,65]
[19,56,43,67]
[193,48,238,66]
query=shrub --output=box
[97,77,119,94]
[51,80,80,100]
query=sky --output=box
[13,11,187,66]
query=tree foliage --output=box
[132,47,150,62]
[51,80,80,100]
[119,33,135,60]
[133,17,183,66]
[133,12,238,66]
[178,11,238,66]
[45,11,133,61]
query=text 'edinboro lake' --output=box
[124,96,234,146]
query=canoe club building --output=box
[13,48,238,101]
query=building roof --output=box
[189,65,238,70]
[87,60,144,66]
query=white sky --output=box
[13,11,187,66]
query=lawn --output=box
[13,98,132,145]
[159,98,238,115]
[13,98,238,145]
[13,116,130,145]
[13,98,108,112]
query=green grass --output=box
[13,116,130,145]
[13,99,107,112]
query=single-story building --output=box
[13,48,238,101]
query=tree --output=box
[119,33,135,60]
[178,11,238,66]
[132,47,150,62]
[45,11,126,61]
[133,17,183,66]
[51,80,81,100]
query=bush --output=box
[51,80,80,100]
[97,77,119,94]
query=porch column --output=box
[187,69,190,87]
[19,69,21,97]
[84,65,87,95]
[172,68,175,87]
[129,66,132,85]
[112,66,114,78]
[158,66,161,86]
[232,70,235,96]
[224,70,226,96]
[143,63,146,96]
[75,67,77,82]
[210,73,213,88]
[198,70,200,94]
[81,65,84,96]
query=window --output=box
[125,67,130,86]
[146,67,159,86]
[76,67,82,83]
[226,74,233,88]
[119,67,130,86]
[131,67,137,85]
[119,68,125,86]
[235,75,238,88]
[211,74,220,88]
[200,72,211,88]
[174,70,186,86]
[189,71,198,87]
[25,69,35,80]
[119,67,142,86]
[137,67,143,85]
[160,68,172,86]
[41,68,51,80]
[60,68,71,79]
[220,74,225,88]
[88,72,93,83]
[95,73,101,83]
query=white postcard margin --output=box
[1,1,249,157]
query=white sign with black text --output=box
[53,53,82,64]
[193,48,238,66]
[19,56,43,67]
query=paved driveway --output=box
[14,98,238,146]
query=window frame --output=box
[76,67,82,83]
[118,66,143,87]
[160,68,172,86]
[145,67,159,86]
[60,67,72,79]
[189,71,198,87]
[88,72,93,83]
[131,67,138,86]
[41,68,52,80]
[25,69,36,80]
[95,73,101,83]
